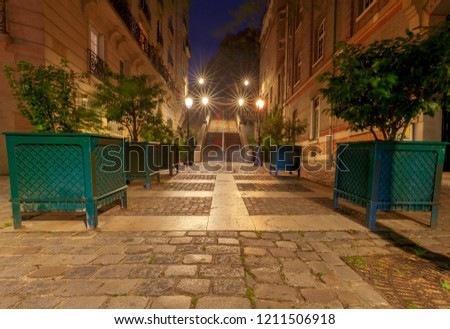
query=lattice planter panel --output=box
[4,133,127,229]
[334,141,447,230]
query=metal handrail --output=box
[87,49,108,79]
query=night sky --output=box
[188,0,249,71]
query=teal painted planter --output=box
[125,142,160,189]
[160,144,179,174]
[270,145,302,177]
[125,142,179,189]
[334,141,447,230]
[3,132,127,229]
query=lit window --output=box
[295,51,302,83]
[90,29,99,56]
[295,3,303,29]
[316,20,325,62]
[90,27,104,59]
[311,96,320,140]
[357,0,375,16]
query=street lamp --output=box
[244,80,249,86]
[185,96,193,165]
[201,96,209,106]
[255,98,265,166]
[238,98,245,107]
[198,77,205,85]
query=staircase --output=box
[202,120,243,162]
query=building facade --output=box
[260,0,450,168]
[0,0,190,174]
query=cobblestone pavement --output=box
[233,175,275,181]
[105,197,212,216]
[0,230,396,309]
[237,183,312,192]
[167,174,217,181]
[243,197,336,216]
[153,183,215,191]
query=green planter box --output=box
[334,141,447,230]
[125,142,160,189]
[160,144,179,174]
[270,145,302,177]
[4,132,127,229]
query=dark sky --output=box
[189,0,249,71]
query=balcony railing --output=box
[88,49,108,79]
[139,0,151,22]
[0,0,6,34]
[109,0,174,91]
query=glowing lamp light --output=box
[238,98,245,106]
[199,78,205,85]
[201,97,209,106]
[185,97,193,109]
[256,99,265,110]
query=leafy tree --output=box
[261,105,284,145]
[261,105,307,145]
[141,113,175,144]
[285,117,308,144]
[213,0,266,37]
[4,60,101,133]
[319,20,450,141]
[94,73,165,142]
[205,28,260,100]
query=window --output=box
[120,60,129,76]
[167,48,174,67]
[88,27,107,78]
[295,3,303,29]
[279,9,286,21]
[0,0,7,34]
[310,96,320,140]
[90,28,99,56]
[278,38,285,50]
[295,51,302,83]
[357,0,375,16]
[315,19,325,63]
[90,27,104,58]
[157,20,163,46]
[277,74,281,105]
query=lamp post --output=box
[185,96,193,165]
[255,98,265,166]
